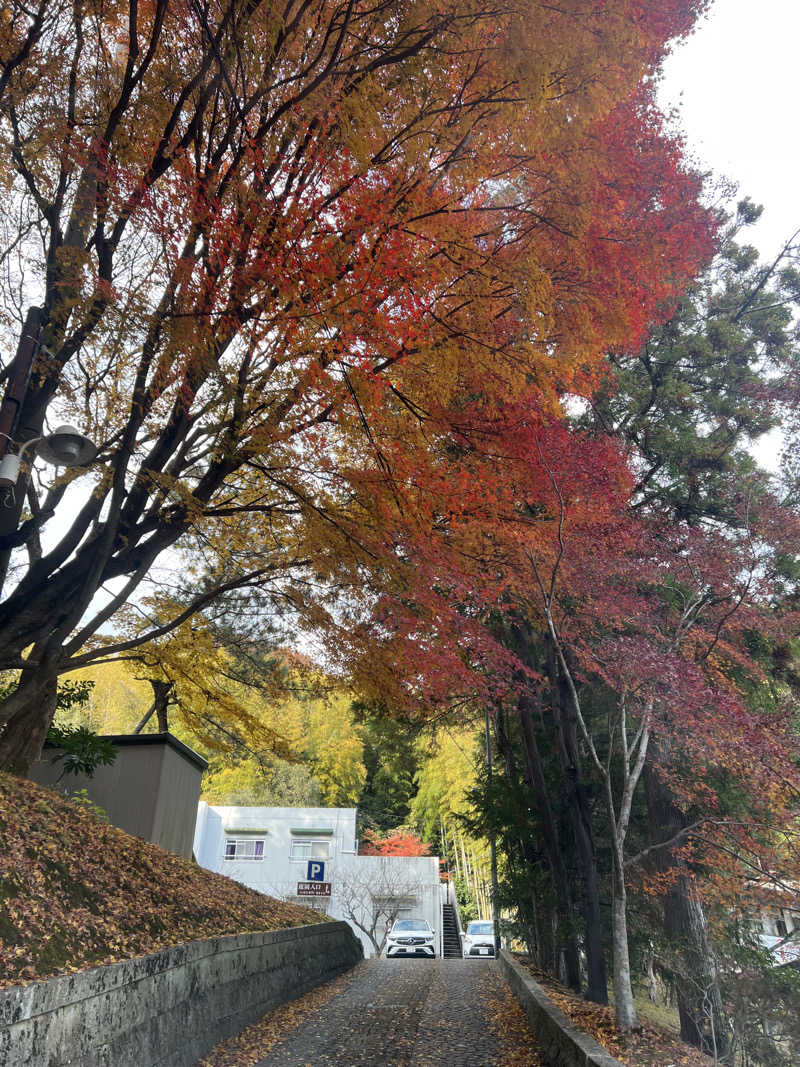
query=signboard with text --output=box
[297,881,332,897]
[307,860,326,882]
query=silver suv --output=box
[385,918,437,958]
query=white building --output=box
[758,900,800,968]
[193,803,441,958]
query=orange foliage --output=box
[360,828,433,857]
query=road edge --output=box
[498,950,623,1067]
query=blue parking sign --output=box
[307,860,326,882]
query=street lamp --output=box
[0,424,97,488]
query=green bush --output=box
[46,723,117,781]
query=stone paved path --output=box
[253,959,544,1066]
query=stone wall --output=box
[498,950,623,1067]
[0,921,362,1067]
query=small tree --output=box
[335,860,429,957]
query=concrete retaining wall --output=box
[498,950,623,1067]
[0,920,362,1067]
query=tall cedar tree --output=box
[583,207,800,1052]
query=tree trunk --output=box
[643,760,729,1057]
[517,691,582,991]
[548,640,608,1003]
[533,897,557,972]
[610,850,639,1030]
[133,678,174,734]
[0,668,58,774]
[664,874,728,1058]
[495,705,554,970]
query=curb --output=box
[498,950,623,1067]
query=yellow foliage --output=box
[58,661,151,733]
[302,691,366,807]
[412,728,480,840]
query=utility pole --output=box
[485,704,502,956]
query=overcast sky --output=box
[660,0,800,261]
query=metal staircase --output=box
[441,903,462,958]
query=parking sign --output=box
[307,860,326,882]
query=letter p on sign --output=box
[307,860,325,882]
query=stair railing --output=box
[451,888,465,953]
[439,879,449,957]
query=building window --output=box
[289,838,331,861]
[224,837,265,861]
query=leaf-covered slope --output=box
[0,774,324,988]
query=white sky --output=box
[660,0,800,260]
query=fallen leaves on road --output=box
[198,963,367,1066]
[482,969,545,1065]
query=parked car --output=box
[462,920,496,958]
[385,918,437,959]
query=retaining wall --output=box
[498,950,623,1067]
[0,920,362,1067]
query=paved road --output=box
[253,959,544,1066]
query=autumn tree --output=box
[411,731,478,843]
[360,827,431,856]
[201,757,322,807]
[0,0,712,771]
[581,207,800,1049]
[326,308,800,1031]
[124,627,367,803]
[295,88,718,1017]
[333,860,431,957]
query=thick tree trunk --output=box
[643,761,729,1057]
[517,692,582,991]
[534,900,557,972]
[548,641,608,1003]
[495,707,554,970]
[664,874,728,1057]
[0,668,58,774]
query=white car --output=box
[385,918,437,959]
[462,920,496,958]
